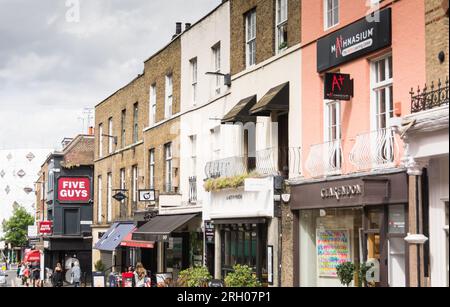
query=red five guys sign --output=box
[57,177,91,203]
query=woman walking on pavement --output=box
[133,263,147,287]
[71,263,81,287]
[52,263,63,287]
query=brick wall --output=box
[281,203,294,286]
[62,136,95,168]
[425,0,449,84]
[230,0,301,75]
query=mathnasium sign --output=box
[317,8,392,72]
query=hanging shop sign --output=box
[324,73,354,100]
[139,190,156,202]
[113,192,127,202]
[205,221,215,244]
[317,8,392,72]
[57,177,91,203]
[38,221,53,235]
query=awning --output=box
[133,214,198,241]
[250,82,290,117]
[23,250,41,263]
[120,228,154,249]
[221,95,257,124]
[94,222,134,251]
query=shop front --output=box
[290,170,409,287]
[132,213,203,284]
[206,176,279,286]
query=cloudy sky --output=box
[0,0,220,150]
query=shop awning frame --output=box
[250,82,290,117]
[132,214,198,241]
[221,95,257,124]
[94,222,135,252]
[120,228,155,249]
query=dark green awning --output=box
[221,95,257,124]
[250,82,290,117]
[132,214,198,241]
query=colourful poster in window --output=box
[316,229,351,277]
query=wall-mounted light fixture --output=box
[205,72,232,87]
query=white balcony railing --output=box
[305,140,343,178]
[349,127,399,172]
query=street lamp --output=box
[205,72,232,87]
[102,134,118,146]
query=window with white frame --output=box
[245,9,257,67]
[132,165,138,203]
[120,168,126,206]
[212,43,221,95]
[372,55,393,130]
[165,143,173,193]
[149,84,157,125]
[190,58,198,105]
[210,126,221,161]
[149,149,155,189]
[190,135,197,176]
[324,0,339,30]
[165,75,173,119]
[108,117,114,154]
[324,100,342,171]
[107,173,112,222]
[133,103,139,143]
[97,176,102,224]
[98,123,103,158]
[276,0,288,53]
[121,109,126,148]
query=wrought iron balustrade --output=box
[411,77,449,113]
[305,140,343,178]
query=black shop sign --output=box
[205,221,215,244]
[317,8,392,72]
[324,73,354,100]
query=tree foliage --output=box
[1,202,34,247]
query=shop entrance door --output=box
[363,206,388,287]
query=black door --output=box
[277,113,289,178]
[64,209,80,235]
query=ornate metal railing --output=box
[305,140,343,178]
[204,147,302,179]
[411,77,449,113]
[349,127,399,172]
[188,176,197,204]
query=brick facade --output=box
[281,203,294,287]
[425,0,449,84]
[230,0,301,75]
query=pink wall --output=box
[301,0,426,178]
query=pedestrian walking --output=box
[31,262,40,287]
[133,263,147,287]
[71,263,81,287]
[52,263,63,287]
[23,263,30,287]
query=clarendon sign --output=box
[317,8,392,72]
[321,184,363,201]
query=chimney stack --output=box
[185,23,191,31]
[88,126,94,136]
[176,22,182,35]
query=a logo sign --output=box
[324,73,354,100]
[113,192,127,202]
[317,8,391,72]
[205,221,215,244]
[38,221,53,235]
[27,225,38,238]
[139,190,156,202]
[321,184,363,201]
[57,177,91,203]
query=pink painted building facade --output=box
[288,0,428,287]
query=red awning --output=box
[23,250,41,263]
[120,228,154,249]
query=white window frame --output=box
[245,9,257,68]
[121,109,126,148]
[149,84,157,125]
[120,168,126,206]
[108,118,113,154]
[276,0,288,53]
[165,75,173,119]
[97,176,102,224]
[149,149,155,189]
[370,54,394,131]
[324,0,340,30]
[98,123,103,158]
[133,103,139,143]
[132,165,138,203]
[165,143,173,193]
[190,58,198,105]
[107,173,112,222]
[323,99,342,173]
[212,44,221,95]
[190,135,197,176]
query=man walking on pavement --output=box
[71,263,81,287]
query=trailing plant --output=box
[94,260,105,272]
[177,267,212,287]
[278,41,288,50]
[336,262,355,287]
[224,265,262,287]
[204,172,262,192]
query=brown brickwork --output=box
[281,202,294,287]
[425,0,449,84]
[230,0,301,75]
[62,136,95,168]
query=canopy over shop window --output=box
[121,228,154,249]
[249,82,289,117]
[132,214,197,241]
[94,222,134,251]
[221,95,257,124]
